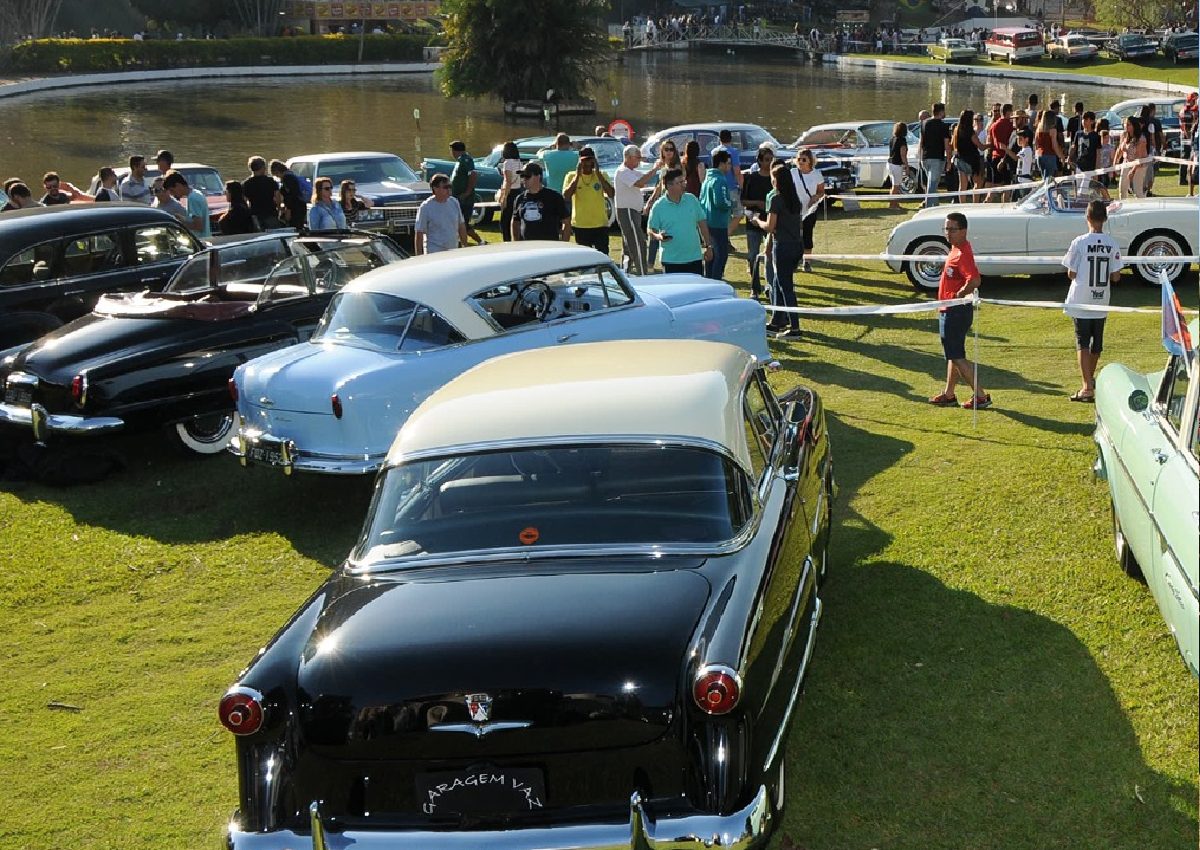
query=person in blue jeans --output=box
[919,102,949,209]
[699,150,733,280]
[752,163,806,339]
[742,146,775,299]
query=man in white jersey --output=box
[1061,199,1123,402]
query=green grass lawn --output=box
[1,180,1197,849]
[847,51,1198,88]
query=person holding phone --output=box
[563,146,615,254]
[647,167,713,275]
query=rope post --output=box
[972,294,980,429]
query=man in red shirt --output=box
[929,212,990,409]
[986,103,1014,194]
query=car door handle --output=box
[139,276,161,284]
[557,333,578,344]
[1151,448,1169,465]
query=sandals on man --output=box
[962,394,993,410]
[1069,391,1095,403]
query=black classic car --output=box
[0,203,205,350]
[0,231,404,454]
[219,339,834,849]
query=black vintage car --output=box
[219,339,834,849]
[0,231,405,454]
[0,203,205,349]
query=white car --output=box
[1047,34,1099,61]
[885,178,1198,291]
[793,121,918,189]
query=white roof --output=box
[389,339,756,471]
[803,121,891,132]
[287,151,398,163]
[343,241,616,340]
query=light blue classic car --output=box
[231,242,773,475]
[1093,321,1198,676]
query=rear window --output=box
[1015,32,1041,46]
[312,290,464,351]
[355,444,753,568]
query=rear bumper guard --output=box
[0,402,123,442]
[227,786,773,850]
[231,425,385,476]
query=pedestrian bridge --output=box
[625,24,830,59]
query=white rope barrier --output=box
[763,298,1190,316]
[803,253,1200,265]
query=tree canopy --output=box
[437,0,611,103]
[1091,0,1185,30]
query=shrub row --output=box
[5,35,435,74]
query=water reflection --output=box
[0,51,1156,186]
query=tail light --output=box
[331,393,343,419]
[218,687,265,736]
[227,379,238,403]
[70,374,87,408]
[692,665,741,715]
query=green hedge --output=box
[5,35,434,74]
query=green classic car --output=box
[927,37,977,63]
[421,136,649,226]
[1093,321,1198,676]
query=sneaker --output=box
[962,394,992,410]
[802,260,813,273]
[774,327,802,340]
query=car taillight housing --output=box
[331,393,343,419]
[227,379,238,403]
[692,665,741,715]
[70,374,87,408]
[218,687,265,736]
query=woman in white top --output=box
[496,141,522,242]
[790,151,825,273]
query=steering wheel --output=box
[517,281,556,320]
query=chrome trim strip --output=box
[0,402,124,435]
[763,595,822,772]
[227,784,773,850]
[389,433,741,469]
[429,720,532,738]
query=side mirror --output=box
[1128,389,1149,412]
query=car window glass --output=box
[312,290,465,351]
[0,239,57,286]
[1160,355,1190,434]
[743,377,778,479]
[471,265,633,330]
[798,129,844,147]
[132,225,195,265]
[290,162,315,179]
[181,169,223,193]
[400,306,465,352]
[61,232,124,277]
[695,132,720,154]
[739,128,776,149]
[666,132,694,152]
[862,123,894,147]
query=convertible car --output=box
[1093,322,1198,676]
[0,232,404,454]
[793,121,918,189]
[232,241,773,475]
[220,338,834,849]
[885,178,1198,291]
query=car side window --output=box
[400,306,466,352]
[0,239,58,286]
[62,231,124,277]
[290,162,315,179]
[132,225,196,266]
[743,374,780,479]
[1159,355,1190,434]
[695,132,720,155]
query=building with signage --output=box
[284,0,441,34]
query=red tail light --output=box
[218,687,265,736]
[692,665,741,715]
[70,374,87,407]
[331,393,343,419]
[227,379,238,403]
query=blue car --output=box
[232,242,774,475]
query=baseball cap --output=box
[518,161,544,177]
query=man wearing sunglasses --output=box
[510,162,570,243]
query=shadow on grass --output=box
[0,431,371,564]
[778,561,1197,850]
[995,405,1097,438]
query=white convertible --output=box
[885,178,1198,291]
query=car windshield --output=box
[353,444,752,568]
[311,290,465,351]
[943,39,968,47]
[178,168,224,194]
[739,127,781,149]
[316,156,419,184]
[860,122,897,147]
[1019,178,1110,213]
[258,243,404,304]
[588,139,626,168]
[165,238,291,293]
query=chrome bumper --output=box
[228,786,773,850]
[231,426,384,476]
[0,401,124,441]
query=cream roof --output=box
[343,242,616,340]
[389,340,757,471]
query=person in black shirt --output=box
[741,146,775,299]
[270,159,307,230]
[887,121,909,209]
[509,162,570,242]
[93,167,119,201]
[1068,112,1100,175]
[40,171,73,205]
[919,102,949,208]
[1,182,36,211]
[243,156,282,229]
[217,181,260,235]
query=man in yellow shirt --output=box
[563,146,615,254]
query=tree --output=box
[437,0,611,103]
[1091,0,1179,30]
[0,0,66,38]
[229,0,288,35]
[129,0,229,30]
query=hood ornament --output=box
[465,693,492,723]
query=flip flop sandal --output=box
[1069,391,1095,403]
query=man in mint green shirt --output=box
[647,168,714,275]
[699,150,733,280]
[540,133,580,194]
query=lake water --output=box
[0,51,1158,186]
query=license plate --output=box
[247,443,286,466]
[416,766,546,817]
[4,387,32,407]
